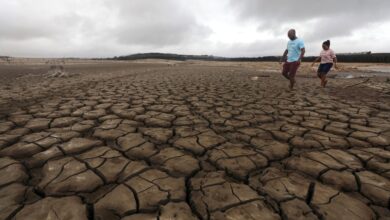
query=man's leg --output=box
[289,62,300,89]
[290,77,296,90]
[282,62,290,80]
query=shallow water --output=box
[357,66,390,73]
[335,72,366,79]
[334,71,388,79]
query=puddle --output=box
[334,72,386,79]
[251,75,270,81]
[357,66,390,73]
[335,72,355,79]
[257,69,280,73]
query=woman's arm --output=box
[331,50,338,69]
[311,57,321,66]
[333,57,338,69]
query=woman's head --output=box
[322,40,331,50]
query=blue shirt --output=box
[287,38,305,62]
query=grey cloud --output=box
[0,12,62,40]
[112,0,211,46]
[0,0,388,57]
[0,8,97,45]
[115,15,210,47]
[231,0,390,23]
[231,0,390,40]
[0,0,212,57]
[211,39,286,57]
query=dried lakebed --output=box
[0,62,390,220]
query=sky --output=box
[1,0,389,58]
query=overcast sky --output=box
[1,0,389,58]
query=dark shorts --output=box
[318,63,333,74]
[282,61,300,79]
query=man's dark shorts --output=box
[317,63,333,74]
[282,61,300,79]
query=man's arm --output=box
[280,49,288,64]
[299,48,305,63]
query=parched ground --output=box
[1,60,390,220]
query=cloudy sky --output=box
[1,0,389,58]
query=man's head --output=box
[288,29,296,40]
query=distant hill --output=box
[111,53,286,62]
[337,51,372,55]
[112,53,222,61]
[334,52,390,63]
[112,52,390,63]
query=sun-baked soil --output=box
[0,59,390,220]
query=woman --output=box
[312,40,338,87]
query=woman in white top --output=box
[312,40,338,87]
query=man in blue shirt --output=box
[280,29,305,90]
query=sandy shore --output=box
[0,60,390,219]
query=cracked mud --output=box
[1,61,390,220]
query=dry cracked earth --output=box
[1,61,390,220]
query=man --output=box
[280,29,305,90]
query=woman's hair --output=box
[323,40,331,47]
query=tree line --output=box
[112,52,390,63]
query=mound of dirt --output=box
[44,65,77,78]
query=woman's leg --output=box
[322,74,328,87]
[317,64,324,86]
[319,73,325,86]
[320,74,327,87]
[322,64,332,87]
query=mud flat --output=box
[0,60,390,219]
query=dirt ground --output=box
[0,60,390,220]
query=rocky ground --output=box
[0,60,390,220]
